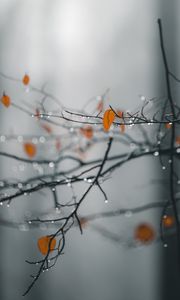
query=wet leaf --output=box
[22,74,30,85]
[103,109,115,131]
[176,136,180,145]
[1,93,11,108]
[165,123,172,129]
[37,236,56,255]
[24,143,37,158]
[80,126,93,139]
[134,223,155,244]
[163,215,174,228]
[117,110,124,118]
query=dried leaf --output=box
[79,217,88,228]
[22,74,30,85]
[1,93,11,108]
[37,236,56,255]
[134,223,155,244]
[80,126,93,139]
[24,143,37,158]
[103,109,115,131]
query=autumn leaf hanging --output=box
[37,236,56,256]
[117,110,125,133]
[163,215,174,228]
[134,223,155,244]
[24,142,37,158]
[103,109,115,131]
[1,93,11,108]
[22,74,30,85]
[80,126,93,139]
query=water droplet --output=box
[0,135,6,142]
[154,151,159,157]
[32,137,38,144]
[17,135,23,142]
[18,183,23,189]
[49,162,55,168]
[39,136,46,143]
[125,210,132,217]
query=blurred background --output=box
[0,0,179,299]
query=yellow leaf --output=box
[103,109,115,131]
[37,236,56,255]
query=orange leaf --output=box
[165,123,172,129]
[117,110,124,118]
[1,93,11,108]
[22,74,30,85]
[176,136,180,145]
[41,123,52,134]
[103,109,115,131]
[134,223,155,244]
[163,215,174,228]
[80,126,93,139]
[24,143,37,158]
[37,236,56,255]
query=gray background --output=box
[0,1,179,299]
